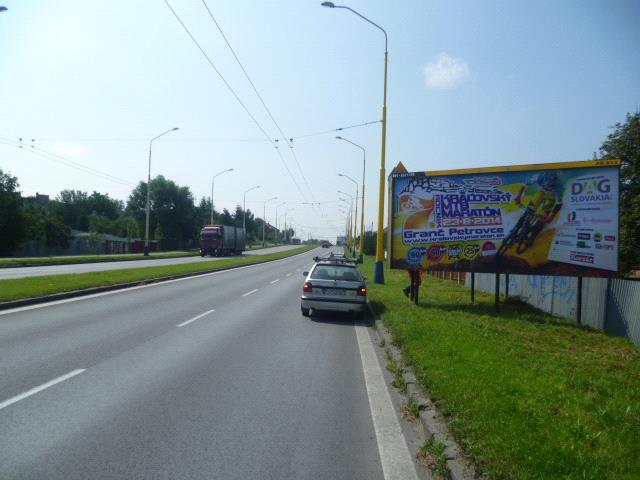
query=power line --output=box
[163,0,308,202]
[0,138,135,187]
[290,119,382,141]
[200,0,318,204]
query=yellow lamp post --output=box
[321,2,387,283]
[336,136,365,263]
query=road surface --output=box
[0,244,301,280]
[0,247,421,479]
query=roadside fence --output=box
[463,273,640,348]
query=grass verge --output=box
[0,245,316,303]
[0,250,200,267]
[361,256,640,480]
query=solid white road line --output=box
[270,279,280,284]
[242,289,258,297]
[286,273,292,277]
[355,325,420,480]
[176,309,215,328]
[0,369,86,411]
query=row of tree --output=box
[0,174,293,256]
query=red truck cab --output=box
[200,226,222,256]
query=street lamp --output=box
[322,2,387,283]
[338,173,358,256]
[242,185,261,231]
[282,208,295,243]
[338,191,355,250]
[275,201,286,243]
[337,136,366,262]
[262,196,278,245]
[144,127,179,256]
[211,168,234,224]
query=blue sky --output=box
[1,0,638,240]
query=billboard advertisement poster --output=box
[389,159,620,277]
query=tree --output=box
[52,190,123,232]
[599,112,640,273]
[126,175,198,241]
[0,169,26,256]
[219,208,233,226]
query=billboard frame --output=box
[388,158,621,279]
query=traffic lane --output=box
[0,252,382,480]
[0,248,319,401]
[0,244,303,279]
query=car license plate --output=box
[323,288,345,295]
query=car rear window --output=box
[310,265,361,281]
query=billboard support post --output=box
[576,276,583,325]
[471,272,475,303]
[495,273,500,313]
[505,274,510,298]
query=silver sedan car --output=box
[300,254,368,318]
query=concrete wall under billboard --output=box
[389,159,620,277]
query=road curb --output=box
[0,248,316,311]
[367,303,481,480]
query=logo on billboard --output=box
[447,244,462,259]
[481,241,497,257]
[407,247,427,264]
[427,245,447,261]
[570,252,594,264]
[462,244,480,260]
[570,178,612,202]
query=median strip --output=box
[0,245,316,309]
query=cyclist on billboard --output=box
[497,171,564,256]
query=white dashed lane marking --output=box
[0,369,86,412]
[176,309,215,327]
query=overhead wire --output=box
[163,0,308,202]
[0,137,135,187]
[290,119,381,141]
[200,0,316,202]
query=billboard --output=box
[389,159,620,277]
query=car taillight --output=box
[357,286,366,296]
[303,282,313,293]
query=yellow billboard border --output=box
[422,158,621,177]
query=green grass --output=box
[418,436,450,479]
[0,245,316,303]
[0,250,201,267]
[361,256,640,480]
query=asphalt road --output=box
[0,247,420,479]
[0,244,301,279]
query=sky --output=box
[1,0,638,241]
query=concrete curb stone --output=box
[368,302,484,480]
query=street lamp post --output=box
[338,174,358,256]
[242,185,261,232]
[275,201,286,243]
[211,168,234,224]
[279,209,295,243]
[322,2,387,283]
[144,127,179,256]
[338,190,356,255]
[337,136,366,262]
[262,196,278,245]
